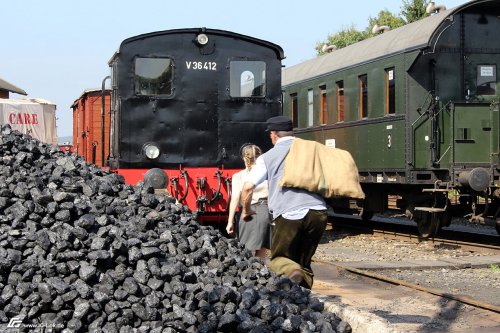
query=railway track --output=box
[330,212,500,250]
[311,259,500,333]
[311,220,500,331]
[314,259,500,313]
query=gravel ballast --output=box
[315,226,500,307]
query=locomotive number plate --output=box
[186,61,217,71]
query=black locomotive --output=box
[98,28,284,220]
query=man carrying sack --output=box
[241,115,328,289]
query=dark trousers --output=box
[268,209,327,288]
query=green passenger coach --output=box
[282,0,500,237]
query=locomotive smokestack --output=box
[426,2,447,14]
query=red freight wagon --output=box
[71,89,111,167]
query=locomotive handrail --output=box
[225,177,232,211]
[207,170,223,204]
[196,177,207,213]
[179,170,189,202]
[171,170,189,203]
[171,177,179,200]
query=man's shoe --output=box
[288,269,304,284]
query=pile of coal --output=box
[0,125,350,333]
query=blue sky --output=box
[1,0,465,138]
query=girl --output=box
[226,144,271,259]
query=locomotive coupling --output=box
[458,167,490,192]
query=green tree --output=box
[316,25,369,55]
[401,0,430,23]
[366,10,406,34]
[316,0,432,56]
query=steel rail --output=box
[332,218,500,252]
[324,260,500,314]
[369,228,500,252]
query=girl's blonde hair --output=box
[241,144,262,171]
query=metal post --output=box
[101,76,111,166]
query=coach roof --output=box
[282,0,484,86]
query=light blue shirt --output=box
[247,136,326,220]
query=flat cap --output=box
[266,115,293,132]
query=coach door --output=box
[452,102,496,165]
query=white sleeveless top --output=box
[231,168,268,204]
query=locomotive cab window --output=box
[476,65,496,95]
[134,57,173,96]
[230,61,266,97]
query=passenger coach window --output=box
[386,68,395,114]
[134,57,173,96]
[230,61,266,97]
[320,85,327,125]
[290,93,298,128]
[477,65,497,95]
[359,74,368,118]
[308,89,314,127]
[336,81,344,122]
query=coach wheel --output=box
[416,212,441,238]
[496,219,500,236]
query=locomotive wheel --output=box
[416,212,441,238]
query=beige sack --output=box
[279,138,365,199]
